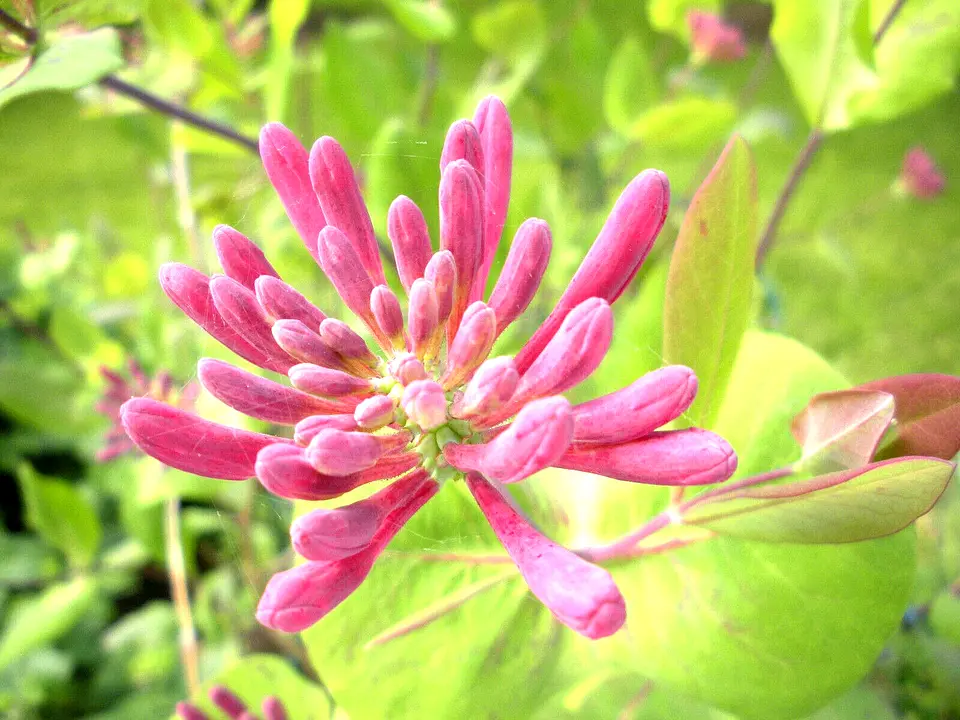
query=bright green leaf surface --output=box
[383,0,457,43]
[629,96,737,149]
[603,35,659,137]
[266,0,311,120]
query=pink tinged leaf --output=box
[259,123,327,260]
[407,278,442,361]
[209,276,295,372]
[212,225,279,291]
[294,414,359,445]
[255,276,327,329]
[388,353,428,385]
[210,685,248,718]
[572,365,698,444]
[256,479,438,632]
[387,196,433,292]
[858,373,960,460]
[401,380,448,430]
[309,136,385,284]
[465,472,625,639]
[452,356,519,419]
[159,263,280,372]
[439,160,483,338]
[272,319,348,371]
[305,428,409,476]
[488,219,551,333]
[288,363,372,399]
[255,444,420,501]
[318,318,379,374]
[441,301,497,389]
[424,250,457,326]
[371,284,406,350]
[354,394,397,430]
[262,697,288,720]
[473,96,513,301]
[120,398,292,480]
[198,358,354,424]
[290,469,427,561]
[175,702,208,720]
[556,429,737,486]
[514,170,669,373]
[445,396,573,484]
[791,389,895,472]
[316,226,391,349]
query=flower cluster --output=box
[121,96,737,640]
[687,10,747,64]
[177,685,286,720]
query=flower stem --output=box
[165,498,201,695]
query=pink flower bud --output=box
[159,263,280,373]
[198,358,352,424]
[688,11,746,64]
[306,428,407,476]
[401,379,447,430]
[288,363,372,398]
[262,697,288,720]
[290,470,427,561]
[473,96,513,301]
[257,480,438,631]
[452,356,519,419]
[255,444,419,501]
[424,250,457,325]
[515,298,612,402]
[121,398,292,480]
[255,275,327,329]
[371,284,406,349]
[175,702,207,720]
[514,170,668,373]
[900,146,945,199]
[387,196,432,292]
[354,394,396,430]
[309,136,385,284]
[212,225,279,291]
[210,685,247,718]
[488,219,551,333]
[318,318,379,372]
[407,279,441,361]
[439,160,483,336]
[440,120,485,178]
[259,123,327,261]
[388,353,428,385]
[209,275,295,372]
[441,301,496,389]
[294,414,359,445]
[556,429,737,486]
[466,473,625,638]
[572,365,697,443]
[272,319,348,371]
[444,396,572,484]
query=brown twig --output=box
[0,8,37,44]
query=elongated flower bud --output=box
[213,225,279,291]
[371,284,405,349]
[272,319,347,371]
[288,364,372,398]
[440,120,485,178]
[441,302,496,389]
[198,358,352,424]
[175,702,206,720]
[262,697,288,720]
[255,275,327,328]
[257,480,437,632]
[354,394,396,430]
[388,353,428,385]
[294,413,359,444]
[210,685,247,718]
[439,160,483,336]
[121,398,291,480]
[210,275,295,372]
[444,396,572,484]
[556,429,737,485]
[309,136,385,284]
[424,250,457,325]
[472,96,513,301]
[572,365,697,443]
[407,279,441,361]
[318,318,379,373]
[305,429,405,476]
[514,170,669,373]
[452,356,518,419]
[388,196,432,291]
[466,473,625,638]
[290,470,427,561]
[260,123,327,261]
[401,380,447,430]
[488,219,551,333]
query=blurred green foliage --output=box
[0,0,959,718]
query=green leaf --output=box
[647,0,720,39]
[663,135,757,429]
[17,464,102,568]
[0,578,97,671]
[0,534,62,588]
[684,457,954,543]
[383,0,457,43]
[471,1,547,66]
[928,589,960,646]
[628,96,738,149]
[0,28,124,109]
[168,654,332,720]
[770,0,878,130]
[603,35,659,136]
[36,0,145,27]
[266,0,311,120]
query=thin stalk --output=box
[165,498,201,695]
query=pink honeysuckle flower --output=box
[898,146,946,199]
[175,685,289,720]
[687,10,747,64]
[120,95,737,641]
